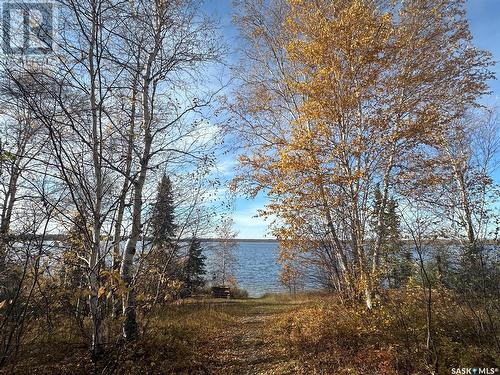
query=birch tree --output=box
[211,217,238,287]
[1,0,125,356]
[112,0,221,340]
[232,0,493,308]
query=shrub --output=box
[231,286,249,299]
[272,288,500,374]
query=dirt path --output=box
[204,298,302,374]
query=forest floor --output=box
[196,295,308,374]
[2,293,314,375]
[5,291,497,374]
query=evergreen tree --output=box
[62,213,87,288]
[150,175,176,248]
[145,175,181,301]
[385,199,413,287]
[371,185,412,287]
[183,237,206,295]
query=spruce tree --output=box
[371,186,411,287]
[150,174,176,248]
[183,237,206,295]
[147,175,181,299]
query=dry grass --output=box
[272,288,500,374]
[2,290,499,374]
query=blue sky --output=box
[204,0,500,239]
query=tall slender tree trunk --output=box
[120,130,152,339]
[0,134,27,302]
[456,170,475,244]
[120,18,162,340]
[0,166,18,291]
[112,78,138,317]
[120,65,155,339]
[372,150,395,274]
[88,0,103,356]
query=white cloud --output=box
[233,202,275,239]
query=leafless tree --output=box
[108,0,222,340]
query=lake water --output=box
[201,242,500,297]
[203,241,287,297]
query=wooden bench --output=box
[211,286,231,298]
